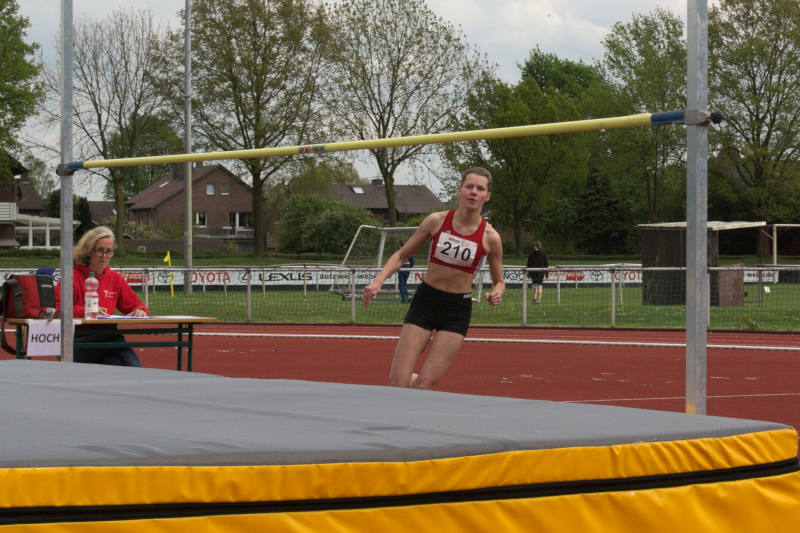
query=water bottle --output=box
[84,272,100,320]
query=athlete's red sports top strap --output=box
[428,210,487,275]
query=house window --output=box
[206,184,215,195]
[193,211,207,227]
[351,186,365,194]
[220,183,230,196]
[229,212,253,228]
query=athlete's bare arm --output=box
[483,223,505,306]
[362,212,446,307]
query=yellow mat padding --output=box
[4,471,800,532]
[1,428,795,508]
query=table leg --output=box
[177,327,183,371]
[188,324,194,372]
[15,324,25,359]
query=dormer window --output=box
[351,186,364,194]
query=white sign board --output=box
[26,319,66,357]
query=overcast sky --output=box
[18,0,700,197]
[20,0,697,83]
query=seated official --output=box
[56,226,149,367]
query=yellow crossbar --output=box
[77,113,655,170]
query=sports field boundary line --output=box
[192,332,800,351]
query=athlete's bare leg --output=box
[411,329,465,389]
[388,323,432,387]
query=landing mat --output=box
[1,360,798,530]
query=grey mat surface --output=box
[0,359,788,467]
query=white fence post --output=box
[246,267,252,322]
[522,266,528,327]
[610,269,616,327]
[350,269,357,323]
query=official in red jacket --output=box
[56,226,149,366]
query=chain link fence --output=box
[7,265,800,331]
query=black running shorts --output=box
[403,281,472,336]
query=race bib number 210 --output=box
[434,232,478,268]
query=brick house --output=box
[127,164,254,237]
[0,157,27,247]
[330,181,444,223]
[0,155,63,248]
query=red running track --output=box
[7,325,800,434]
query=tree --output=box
[0,0,43,189]
[521,46,603,101]
[45,190,93,241]
[600,8,687,223]
[266,158,365,242]
[49,8,170,251]
[709,0,800,222]
[156,0,331,255]
[521,50,616,253]
[103,115,183,200]
[576,170,633,254]
[276,195,376,254]
[442,75,586,255]
[20,151,56,199]
[286,158,366,197]
[322,0,488,227]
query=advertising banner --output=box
[1,266,780,290]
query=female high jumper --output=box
[363,167,505,389]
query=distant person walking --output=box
[397,243,415,304]
[527,241,548,304]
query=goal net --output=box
[329,225,420,300]
[768,224,800,264]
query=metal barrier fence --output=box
[6,265,800,330]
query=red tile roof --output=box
[330,183,443,215]
[126,165,245,209]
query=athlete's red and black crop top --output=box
[428,210,487,275]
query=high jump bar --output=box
[59,109,722,173]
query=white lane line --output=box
[193,332,800,351]
[568,391,800,403]
[196,332,400,340]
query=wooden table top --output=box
[7,316,217,326]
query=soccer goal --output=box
[769,224,800,264]
[341,225,419,267]
[330,225,420,300]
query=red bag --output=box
[2,275,57,318]
[1,274,58,356]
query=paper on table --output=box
[97,315,150,319]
